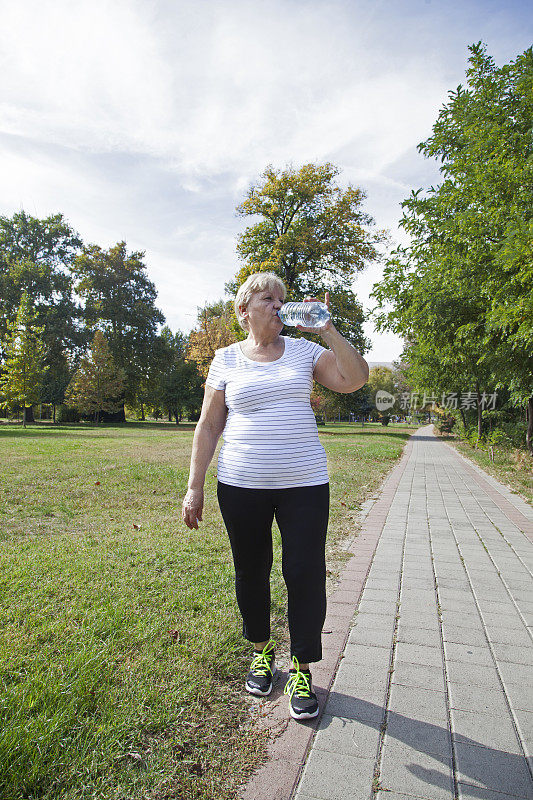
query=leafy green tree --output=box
[73,242,165,419]
[0,291,48,427]
[371,43,533,450]
[228,162,381,347]
[0,211,83,420]
[312,382,372,422]
[65,331,125,423]
[163,360,204,423]
[140,327,188,421]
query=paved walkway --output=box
[293,425,533,800]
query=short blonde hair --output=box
[234,272,287,330]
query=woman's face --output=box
[242,287,284,332]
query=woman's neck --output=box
[245,331,282,349]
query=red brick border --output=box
[238,436,415,800]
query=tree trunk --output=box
[475,382,482,440]
[53,403,56,424]
[526,397,533,454]
[460,406,467,430]
[140,401,145,421]
[168,409,172,422]
[22,406,26,428]
[24,404,35,423]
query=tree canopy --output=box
[65,331,125,423]
[74,241,165,415]
[0,291,48,427]
[228,162,379,349]
[371,43,533,449]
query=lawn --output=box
[0,421,416,800]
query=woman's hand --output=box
[182,487,204,529]
[295,291,334,335]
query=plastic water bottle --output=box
[277,301,331,329]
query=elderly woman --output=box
[182,272,368,721]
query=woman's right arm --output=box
[181,385,228,529]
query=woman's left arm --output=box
[297,292,369,394]
[314,326,369,393]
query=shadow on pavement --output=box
[317,693,532,798]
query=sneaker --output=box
[284,657,319,720]
[245,639,277,696]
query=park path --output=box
[240,424,533,800]
[295,424,533,800]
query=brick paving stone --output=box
[500,682,533,713]
[515,710,533,753]
[491,642,533,665]
[454,742,533,798]
[450,708,522,753]
[341,642,392,669]
[385,712,452,758]
[358,585,396,601]
[313,714,381,759]
[481,611,528,628]
[446,662,501,688]
[443,642,494,666]
[441,625,489,647]
[388,683,448,724]
[376,793,441,800]
[439,611,482,630]
[296,749,376,800]
[439,596,479,613]
[324,689,387,722]
[397,626,442,646]
[456,784,530,800]
[348,626,395,648]
[497,661,533,687]
[394,642,444,668]
[332,660,390,694]
[354,599,398,616]
[353,611,395,629]
[447,683,512,716]
[380,737,454,799]
[484,626,532,647]
[391,661,446,692]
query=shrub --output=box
[435,413,456,433]
[56,404,81,423]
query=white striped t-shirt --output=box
[205,335,329,489]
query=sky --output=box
[1,0,531,361]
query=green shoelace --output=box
[284,657,312,699]
[250,639,276,677]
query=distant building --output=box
[367,361,394,370]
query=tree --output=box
[0,211,84,420]
[162,360,204,423]
[65,331,125,423]
[73,242,165,419]
[0,292,48,427]
[228,162,381,347]
[371,43,533,450]
[187,300,238,378]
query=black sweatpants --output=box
[217,481,330,664]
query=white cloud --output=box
[0,0,447,178]
[1,0,531,361]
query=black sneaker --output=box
[245,639,277,696]
[284,657,319,720]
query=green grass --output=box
[435,428,533,505]
[0,421,415,799]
